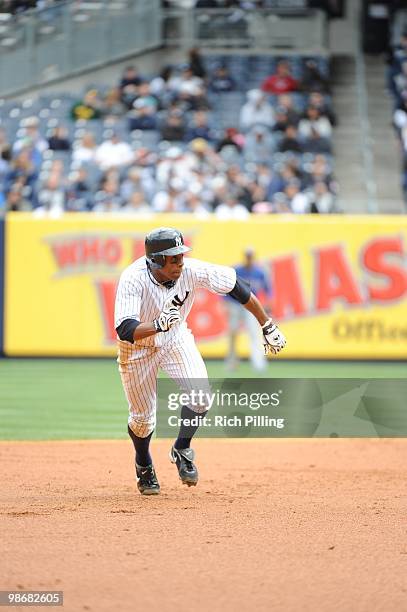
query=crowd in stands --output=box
[0,0,64,14]
[0,49,338,216]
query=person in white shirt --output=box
[72,132,97,165]
[298,106,332,139]
[239,89,275,133]
[120,190,152,214]
[169,65,204,98]
[34,174,66,216]
[284,181,309,214]
[95,132,134,171]
[152,179,186,212]
[215,195,250,220]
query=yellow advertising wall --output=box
[4,213,407,358]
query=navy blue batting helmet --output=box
[145,227,191,269]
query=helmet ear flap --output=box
[147,254,166,269]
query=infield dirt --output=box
[1,439,406,612]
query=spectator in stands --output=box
[216,127,244,153]
[387,30,407,97]
[70,90,103,120]
[1,188,7,214]
[276,94,301,126]
[156,146,186,186]
[5,149,37,201]
[300,59,330,94]
[66,167,92,212]
[308,91,337,126]
[150,66,174,102]
[120,167,155,203]
[390,30,407,72]
[278,125,303,153]
[261,60,299,95]
[308,180,336,213]
[159,108,186,142]
[49,158,66,179]
[400,124,407,152]
[303,127,332,154]
[133,147,157,174]
[0,156,10,189]
[394,95,407,133]
[272,106,291,133]
[102,88,126,117]
[247,175,267,207]
[13,117,48,167]
[308,154,336,191]
[394,60,407,102]
[72,132,97,164]
[185,111,215,142]
[244,126,274,164]
[119,65,143,104]
[47,126,71,151]
[239,89,274,132]
[152,179,186,212]
[269,192,291,213]
[298,106,332,139]
[188,138,220,177]
[0,128,12,162]
[94,131,133,170]
[281,158,306,187]
[253,162,274,191]
[5,186,31,212]
[225,164,253,210]
[284,180,309,213]
[215,194,249,220]
[128,98,158,131]
[183,187,209,217]
[264,166,285,201]
[169,65,207,109]
[132,81,159,112]
[93,176,123,212]
[35,174,66,216]
[188,47,207,79]
[121,190,152,214]
[209,64,236,92]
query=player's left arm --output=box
[229,277,286,355]
[194,261,286,355]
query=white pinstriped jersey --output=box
[115,256,236,359]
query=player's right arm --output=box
[114,275,180,342]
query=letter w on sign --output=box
[172,291,190,307]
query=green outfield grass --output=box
[0,358,405,441]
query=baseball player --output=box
[114,227,286,495]
[226,247,272,372]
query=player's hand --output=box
[154,301,181,333]
[262,319,287,355]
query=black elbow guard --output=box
[116,319,140,343]
[228,276,251,304]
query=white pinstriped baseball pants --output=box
[119,329,209,438]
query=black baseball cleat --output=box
[169,446,198,486]
[136,464,160,495]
